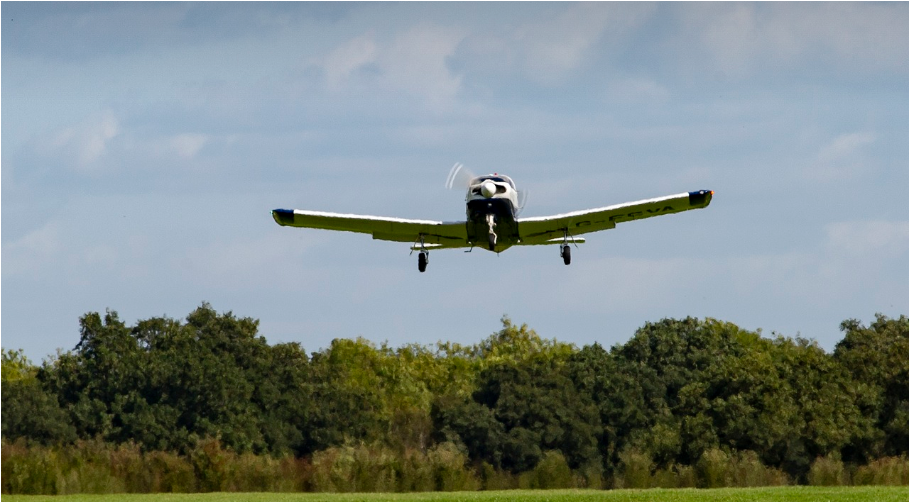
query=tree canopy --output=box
[2,305,906,484]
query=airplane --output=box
[272,166,713,272]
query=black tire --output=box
[418,252,427,272]
[488,234,496,251]
[562,245,571,265]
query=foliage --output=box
[833,315,909,462]
[2,486,908,501]
[2,306,907,494]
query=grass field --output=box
[4,486,907,502]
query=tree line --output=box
[2,304,907,493]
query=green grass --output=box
[3,487,907,502]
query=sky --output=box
[2,2,907,361]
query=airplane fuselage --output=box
[464,174,520,252]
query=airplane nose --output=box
[481,181,496,198]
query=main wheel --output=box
[488,234,496,251]
[418,252,428,272]
[562,245,571,265]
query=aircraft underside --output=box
[466,198,519,253]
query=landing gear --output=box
[418,252,428,272]
[486,213,498,251]
[560,229,572,265]
[414,234,429,273]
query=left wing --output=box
[517,190,713,244]
[271,209,470,249]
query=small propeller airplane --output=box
[272,164,713,272]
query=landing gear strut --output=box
[486,213,498,251]
[560,230,572,265]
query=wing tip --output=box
[272,208,295,226]
[688,190,714,208]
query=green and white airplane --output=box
[272,164,713,272]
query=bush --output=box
[808,454,846,486]
[480,461,517,490]
[650,463,696,488]
[696,448,729,488]
[57,440,126,494]
[309,446,358,492]
[427,442,479,492]
[729,450,789,487]
[307,442,477,493]
[852,456,909,486]
[135,450,197,493]
[396,449,435,492]
[518,450,577,489]
[615,448,653,489]
[1,441,61,495]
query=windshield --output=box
[471,175,515,189]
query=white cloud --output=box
[2,222,62,277]
[169,133,209,159]
[808,132,876,181]
[824,220,908,258]
[318,24,465,109]
[816,132,876,164]
[459,3,655,86]
[51,110,120,169]
[323,32,379,88]
[606,77,671,104]
[517,3,615,78]
[686,3,908,76]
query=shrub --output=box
[808,454,846,486]
[517,450,577,489]
[308,445,399,493]
[57,440,126,494]
[427,442,479,491]
[729,450,789,487]
[225,452,295,492]
[852,456,909,486]
[696,448,729,488]
[397,449,434,492]
[674,464,697,488]
[309,446,355,492]
[1,441,61,495]
[279,456,312,493]
[138,450,197,493]
[615,448,653,489]
[578,462,603,489]
[480,461,516,490]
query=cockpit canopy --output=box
[469,174,516,189]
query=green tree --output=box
[35,304,314,455]
[566,342,648,476]
[834,314,909,461]
[440,357,600,473]
[1,350,76,444]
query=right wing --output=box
[271,209,470,249]
[517,190,713,244]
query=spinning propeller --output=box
[445,162,475,190]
